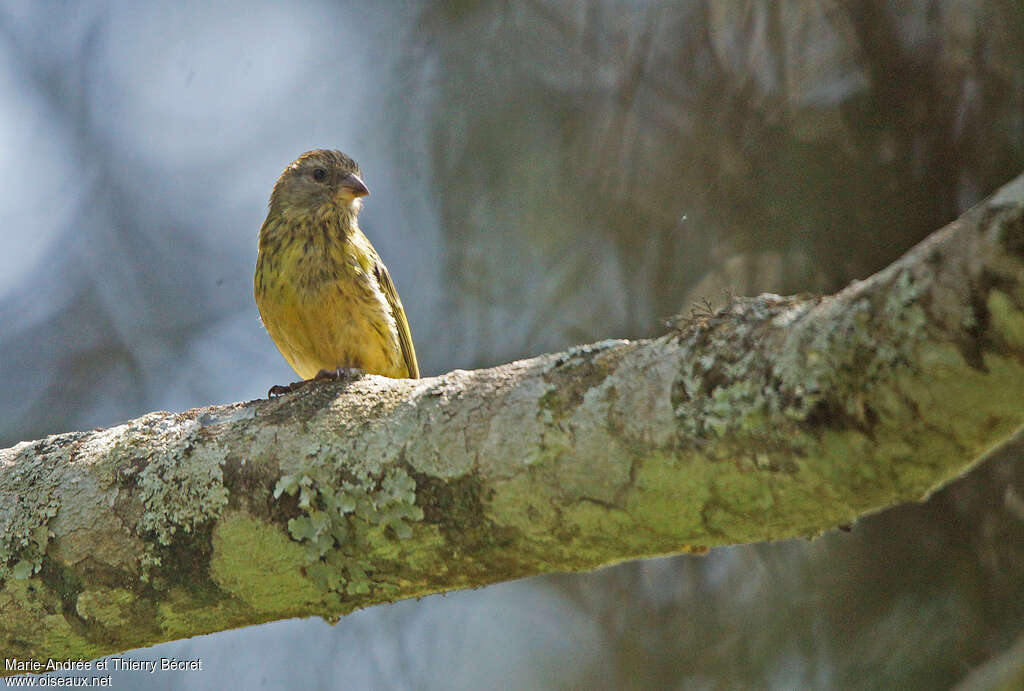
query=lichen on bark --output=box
[0,171,1022,668]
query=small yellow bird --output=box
[254,150,419,395]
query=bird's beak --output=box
[339,172,369,198]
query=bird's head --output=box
[269,149,369,218]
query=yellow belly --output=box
[256,266,407,380]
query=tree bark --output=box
[2,173,1023,669]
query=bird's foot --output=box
[312,367,364,383]
[267,380,308,398]
[266,368,364,398]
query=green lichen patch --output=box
[633,328,1023,547]
[156,584,255,641]
[625,452,714,542]
[487,468,560,540]
[74,587,136,628]
[0,442,63,581]
[626,438,877,548]
[887,345,1024,492]
[987,289,1024,351]
[672,270,935,454]
[559,500,638,562]
[0,576,107,663]
[209,511,321,614]
[273,466,424,598]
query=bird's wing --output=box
[375,262,420,378]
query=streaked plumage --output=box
[254,149,419,382]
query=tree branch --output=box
[2,173,1023,667]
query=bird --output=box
[254,149,419,396]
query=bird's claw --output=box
[267,380,307,398]
[267,368,364,398]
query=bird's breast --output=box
[256,234,404,379]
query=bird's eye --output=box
[312,168,327,182]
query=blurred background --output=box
[2,0,1023,688]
